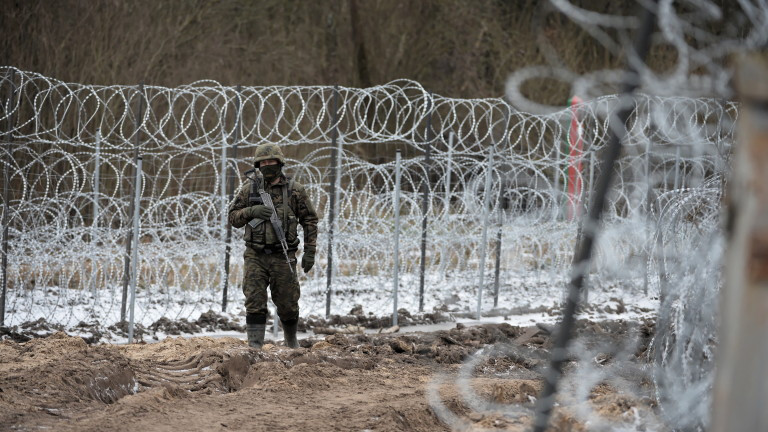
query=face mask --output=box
[259,164,282,181]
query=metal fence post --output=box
[445,132,453,209]
[1,69,16,327]
[419,93,434,313]
[588,151,595,211]
[222,85,241,312]
[493,206,503,308]
[93,132,101,229]
[493,109,510,308]
[567,96,584,221]
[644,139,652,295]
[392,150,401,326]
[122,83,144,322]
[91,132,101,296]
[553,141,561,221]
[127,156,143,343]
[326,86,340,318]
[476,146,495,320]
[644,140,651,212]
[674,145,681,190]
[532,4,655,429]
[219,131,227,300]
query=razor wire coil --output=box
[0,66,733,329]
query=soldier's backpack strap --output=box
[282,176,295,230]
[287,177,294,205]
[249,176,262,204]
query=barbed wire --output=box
[0,67,732,329]
[1,0,762,429]
[0,65,732,431]
[496,0,760,429]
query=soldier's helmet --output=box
[253,143,286,166]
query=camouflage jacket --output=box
[228,174,319,252]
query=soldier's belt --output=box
[250,246,277,254]
[249,245,297,256]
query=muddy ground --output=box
[0,319,660,431]
[0,305,457,344]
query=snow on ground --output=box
[3,266,657,343]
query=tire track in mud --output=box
[134,349,251,393]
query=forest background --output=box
[0,0,740,180]
[2,0,706,106]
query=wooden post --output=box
[712,53,768,432]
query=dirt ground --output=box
[0,320,659,431]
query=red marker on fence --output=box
[567,96,584,221]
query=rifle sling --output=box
[282,180,288,232]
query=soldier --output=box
[228,143,318,349]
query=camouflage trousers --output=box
[242,246,300,322]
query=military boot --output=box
[282,319,299,348]
[246,323,266,349]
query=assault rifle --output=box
[244,169,296,273]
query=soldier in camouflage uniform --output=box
[228,143,318,349]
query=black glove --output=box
[301,248,315,273]
[245,205,273,221]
